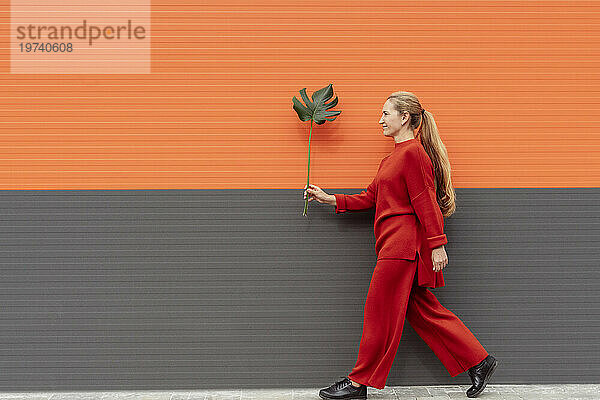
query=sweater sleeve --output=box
[404,147,448,249]
[333,179,376,214]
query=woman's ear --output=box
[402,111,409,125]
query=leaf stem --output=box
[303,119,314,216]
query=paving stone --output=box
[186,392,207,400]
[467,394,522,400]
[491,385,518,393]
[392,386,417,397]
[484,385,508,392]
[509,385,566,393]
[167,394,190,400]
[365,387,396,399]
[510,395,567,400]
[575,384,600,394]
[191,390,241,400]
[0,395,51,400]
[415,396,451,400]
[99,392,174,400]
[290,388,321,400]
[1,385,598,400]
[206,390,242,400]
[426,386,461,396]
[407,387,431,397]
[446,391,471,399]
[570,396,600,400]
[240,388,292,400]
[51,393,108,400]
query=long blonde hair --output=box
[387,91,456,217]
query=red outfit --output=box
[346,257,488,389]
[333,138,488,389]
[333,138,448,288]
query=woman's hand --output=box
[432,246,448,272]
[304,184,333,204]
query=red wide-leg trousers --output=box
[347,256,489,390]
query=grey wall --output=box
[0,188,598,390]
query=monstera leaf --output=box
[292,83,341,216]
[292,83,341,125]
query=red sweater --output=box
[333,138,448,288]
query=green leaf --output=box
[299,88,314,111]
[292,96,312,121]
[292,83,341,124]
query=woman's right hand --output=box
[304,184,333,204]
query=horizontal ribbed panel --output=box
[0,188,597,390]
[1,1,599,188]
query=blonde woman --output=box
[304,92,498,399]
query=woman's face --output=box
[379,99,408,138]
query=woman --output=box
[303,91,498,399]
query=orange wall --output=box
[0,0,599,189]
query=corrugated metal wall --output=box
[1,0,599,189]
[0,0,599,391]
[0,188,598,390]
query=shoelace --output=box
[333,376,351,391]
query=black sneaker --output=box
[319,376,367,399]
[466,354,498,398]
